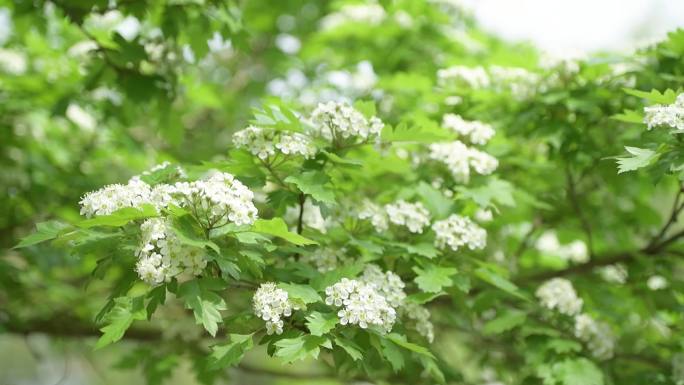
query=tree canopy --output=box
[2,1,684,385]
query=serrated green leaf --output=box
[284,171,336,204]
[616,147,657,174]
[274,334,328,363]
[209,334,253,370]
[475,267,530,301]
[95,296,146,350]
[251,218,318,245]
[413,265,457,293]
[14,220,71,248]
[178,279,227,337]
[552,358,604,385]
[483,310,527,335]
[306,311,338,336]
[387,333,435,359]
[334,337,363,361]
[78,205,157,228]
[278,282,322,304]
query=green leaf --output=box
[612,109,644,124]
[171,215,220,253]
[274,334,328,363]
[616,147,658,174]
[306,312,338,336]
[284,171,336,204]
[483,310,527,335]
[334,337,363,361]
[251,218,318,245]
[413,265,457,293]
[623,88,678,104]
[209,334,254,370]
[456,178,515,208]
[379,338,405,372]
[279,283,322,304]
[474,267,530,301]
[416,181,453,218]
[322,150,363,167]
[353,100,377,118]
[552,358,604,385]
[178,279,227,337]
[78,205,157,228]
[14,221,71,248]
[546,339,582,354]
[95,296,146,350]
[387,333,435,359]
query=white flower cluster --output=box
[403,302,435,343]
[574,314,615,360]
[320,3,386,30]
[140,161,187,179]
[174,172,258,228]
[598,264,628,284]
[384,200,431,233]
[232,125,317,160]
[79,178,157,217]
[267,62,378,107]
[360,264,406,307]
[475,208,494,223]
[437,65,490,88]
[253,283,299,335]
[442,114,495,145]
[428,141,498,183]
[135,218,207,285]
[300,247,347,273]
[284,200,331,234]
[358,200,390,232]
[432,214,487,252]
[325,278,396,332]
[309,101,384,144]
[488,66,540,99]
[535,278,583,316]
[647,275,668,290]
[644,93,684,131]
[437,65,540,99]
[535,231,589,264]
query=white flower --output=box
[647,275,668,290]
[320,4,386,30]
[233,125,317,160]
[79,178,153,217]
[173,172,258,228]
[488,66,540,99]
[308,101,384,144]
[535,231,588,264]
[284,200,331,233]
[428,141,498,183]
[325,278,396,333]
[643,94,684,131]
[358,200,389,232]
[301,247,347,273]
[442,114,495,145]
[535,278,583,316]
[403,302,435,343]
[360,265,406,308]
[475,208,493,223]
[0,49,27,75]
[432,214,486,251]
[598,264,628,284]
[134,218,207,285]
[574,314,615,360]
[253,283,299,335]
[437,65,490,88]
[384,200,431,233]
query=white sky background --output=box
[459,0,684,54]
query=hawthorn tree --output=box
[2,1,684,385]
